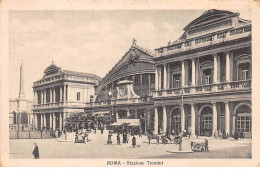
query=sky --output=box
[9,10,251,100]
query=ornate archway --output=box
[170,106,181,135]
[199,105,213,136]
[233,102,251,137]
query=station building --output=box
[153,9,252,138]
[32,62,101,130]
[84,41,156,133]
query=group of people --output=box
[116,131,137,148]
[233,130,245,140]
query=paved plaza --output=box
[9,130,251,159]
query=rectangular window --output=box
[205,75,211,85]
[241,70,248,80]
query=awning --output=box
[128,122,140,126]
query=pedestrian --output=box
[132,136,136,148]
[178,136,182,151]
[101,127,104,134]
[240,130,244,139]
[123,131,127,143]
[126,133,130,143]
[75,134,78,143]
[117,134,121,145]
[32,143,40,159]
[172,129,175,137]
[234,130,238,140]
[205,139,209,151]
[139,128,142,138]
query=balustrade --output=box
[153,80,251,98]
[155,25,251,57]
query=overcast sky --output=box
[9,10,251,100]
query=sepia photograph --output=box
[1,0,260,167]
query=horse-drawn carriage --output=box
[74,129,91,143]
[191,141,207,152]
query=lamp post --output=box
[107,90,113,144]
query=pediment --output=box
[44,64,61,77]
[110,46,154,75]
[184,9,238,31]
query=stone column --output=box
[167,64,171,89]
[59,113,63,130]
[191,58,196,86]
[181,105,185,132]
[155,67,158,90]
[28,113,30,125]
[181,60,186,87]
[126,109,130,118]
[40,114,43,129]
[44,89,47,104]
[116,111,119,121]
[225,101,230,135]
[190,103,196,137]
[33,91,36,104]
[63,85,67,103]
[154,107,158,134]
[60,86,63,102]
[41,90,43,104]
[158,66,161,90]
[213,53,218,83]
[163,64,167,89]
[147,108,151,129]
[50,113,53,129]
[134,109,138,119]
[50,88,52,103]
[43,114,46,128]
[35,114,38,129]
[212,102,218,136]
[53,114,56,130]
[162,105,167,133]
[53,87,56,103]
[226,51,231,82]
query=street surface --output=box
[10,130,251,159]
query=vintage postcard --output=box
[0,0,260,167]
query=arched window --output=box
[77,92,80,101]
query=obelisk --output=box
[18,60,25,100]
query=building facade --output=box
[153,9,252,137]
[84,41,156,133]
[32,62,101,130]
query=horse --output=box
[146,133,160,144]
